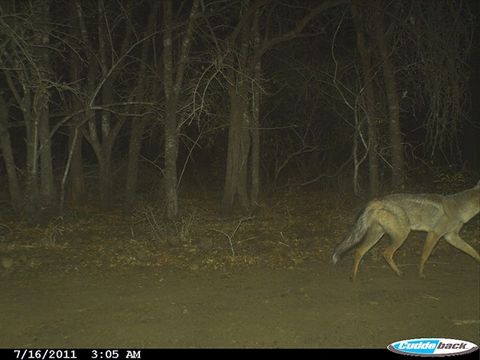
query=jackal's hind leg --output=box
[381,214,410,276]
[352,223,384,281]
[419,232,441,278]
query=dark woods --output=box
[0,0,478,224]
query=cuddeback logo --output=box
[388,338,478,357]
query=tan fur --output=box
[332,181,480,280]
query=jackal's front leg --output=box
[444,232,480,263]
[419,232,441,278]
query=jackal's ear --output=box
[476,180,480,188]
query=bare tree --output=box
[124,2,161,212]
[402,1,474,162]
[162,0,200,219]
[350,1,380,195]
[372,0,404,189]
[63,1,87,205]
[0,95,21,213]
[74,0,134,208]
[215,0,348,214]
[0,0,57,222]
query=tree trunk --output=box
[222,84,251,214]
[98,149,113,208]
[0,96,22,213]
[39,108,55,206]
[351,1,379,196]
[37,0,56,207]
[124,2,159,212]
[164,105,178,218]
[222,3,255,215]
[68,125,85,203]
[162,0,177,219]
[25,109,41,225]
[250,9,261,206]
[97,77,115,208]
[373,2,404,189]
[125,118,147,212]
[250,89,260,206]
[67,11,85,205]
[161,0,199,219]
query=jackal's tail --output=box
[332,205,375,264]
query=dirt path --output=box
[1,257,478,348]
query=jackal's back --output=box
[381,193,446,232]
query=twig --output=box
[213,216,254,256]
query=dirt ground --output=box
[0,259,479,348]
[0,190,479,348]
